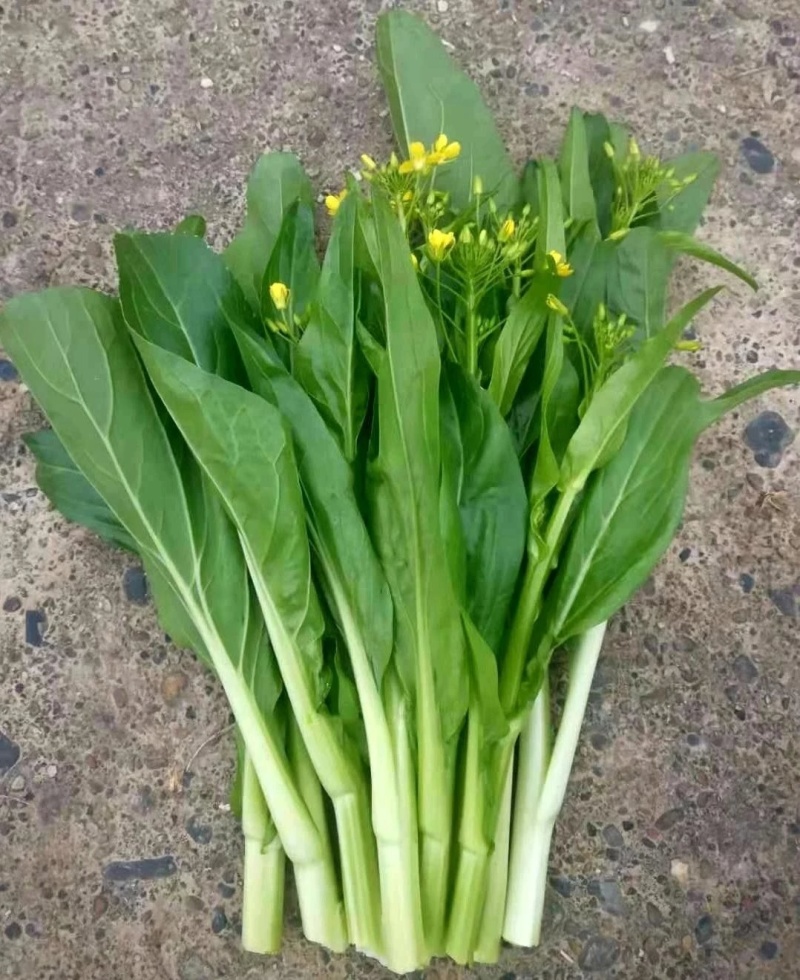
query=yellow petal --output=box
[398,160,414,175]
[269,281,290,311]
[360,153,377,170]
[409,141,427,160]
[440,141,461,161]
[498,217,516,242]
[545,293,568,316]
[556,262,574,278]
[434,133,448,152]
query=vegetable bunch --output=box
[1,11,797,973]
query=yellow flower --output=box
[325,189,348,216]
[398,141,429,174]
[360,153,377,171]
[269,281,290,311]
[546,294,569,317]
[428,133,461,165]
[427,228,455,262]
[402,190,414,202]
[547,249,573,277]
[498,217,516,242]
[410,253,419,271]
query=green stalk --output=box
[417,649,455,954]
[503,623,607,946]
[240,753,285,954]
[241,537,381,955]
[473,749,514,963]
[445,705,489,964]
[465,282,479,377]
[498,486,579,714]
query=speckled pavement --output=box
[1,2,798,978]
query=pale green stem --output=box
[241,753,284,955]
[503,623,607,946]
[473,751,514,963]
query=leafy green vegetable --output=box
[174,213,207,237]
[377,10,517,212]
[262,199,320,324]
[225,152,313,309]
[558,108,596,227]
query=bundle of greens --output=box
[1,11,797,973]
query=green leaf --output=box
[561,222,612,335]
[546,363,800,643]
[376,11,517,212]
[546,366,700,641]
[582,112,616,237]
[605,228,669,338]
[488,273,554,415]
[529,312,566,503]
[115,232,250,382]
[440,362,527,652]
[24,429,137,552]
[535,159,566,263]
[701,369,800,426]
[224,152,313,309]
[656,151,719,235]
[232,321,393,690]
[558,108,596,226]
[0,287,318,865]
[262,199,320,323]
[609,121,630,160]
[659,230,758,291]
[560,286,723,491]
[174,214,207,238]
[363,195,467,741]
[520,160,539,216]
[294,192,369,461]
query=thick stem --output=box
[503,679,551,946]
[287,719,349,951]
[446,706,489,964]
[473,752,514,963]
[503,623,607,947]
[466,284,479,378]
[241,753,285,954]
[334,790,382,955]
[498,487,578,714]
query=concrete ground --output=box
[1,0,799,978]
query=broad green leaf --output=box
[174,214,206,238]
[488,272,554,415]
[605,228,669,338]
[546,364,800,643]
[547,367,700,641]
[362,195,468,741]
[462,616,508,744]
[582,112,616,237]
[224,152,313,309]
[659,231,758,291]
[24,429,137,552]
[529,312,565,504]
[294,192,369,462]
[440,362,527,652]
[560,286,723,491]
[262,199,320,323]
[115,232,249,382]
[520,160,539,216]
[376,11,517,212]
[505,353,543,459]
[534,159,566,264]
[609,121,630,160]
[656,151,719,235]
[232,321,393,689]
[561,222,612,336]
[558,108,596,226]
[547,356,582,458]
[0,287,316,864]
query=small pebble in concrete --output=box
[161,671,189,703]
[732,653,758,682]
[4,922,22,940]
[0,731,21,774]
[25,609,46,646]
[200,77,214,89]
[0,358,19,381]
[695,914,714,944]
[103,856,178,881]
[217,881,235,899]
[759,940,778,960]
[768,588,797,618]
[603,824,624,848]
[739,573,755,594]
[211,906,228,933]
[655,807,684,831]
[123,566,149,604]
[744,410,793,467]
[3,596,22,612]
[2,210,18,228]
[741,136,775,174]
[186,816,213,844]
[579,934,620,971]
